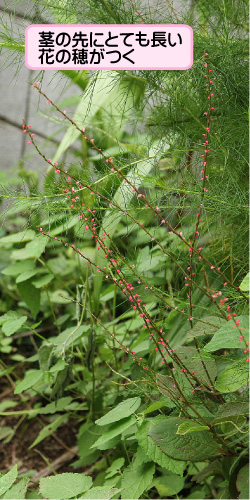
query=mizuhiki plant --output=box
[21,52,248,425]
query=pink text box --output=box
[25,24,193,70]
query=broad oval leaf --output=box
[148,417,222,462]
[39,473,92,499]
[204,316,249,352]
[136,417,186,475]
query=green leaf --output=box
[16,269,38,283]
[177,421,209,435]
[25,236,47,258]
[49,216,80,237]
[236,464,249,499]
[213,402,249,421]
[2,316,27,336]
[81,487,120,499]
[156,374,180,401]
[173,346,217,385]
[17,280,40,319]
[4,478,29,499]
[120,462,155,499]
[38,344,55,371]
[144,400,173,415]
[30,415,67,448]
[187,316,226,338]
[239,272,249,292]
[215,361,249,393]
[204,316,249,352]
[0,311,19,325]
[14,370,43,394]
[1,260,35,276]
[0,427,13,441]
[105,458,125,479]
[60,70,89,92]
[40,397,73,414]
[95,397,141,426]
[216,416,246,437]
[32,273,53,288]
[0,230,35,244]
[78,423,102,458]
[48,290,72,305]
[39,473,93,499]
[53,73,116,163]
[0,465,17,496]
[148,417,222,462]
[191,460,223,483]
[136,418,186,475]
[153,471,185,497]
[91,416,136,449]
[50,358,66,373]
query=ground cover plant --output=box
[0,0,249,498]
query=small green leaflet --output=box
[177,421,209,435]
[148,417,222,462]
[105,458,125,479]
